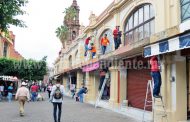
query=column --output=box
[76,70,83,92]
[84,72,91,102]
[109,66,119,108]
[174,54,186,121]
[119,68,127,106]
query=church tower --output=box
[65,0,80,42]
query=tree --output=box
[0,58,47,80]
[0,0,28,31]
[55,25,68,48]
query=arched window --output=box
[124,4,155,45]
[72,31,76,40]
[181,0,190,22]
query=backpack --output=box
[53,86,62,99]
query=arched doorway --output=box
[99,29,114,54]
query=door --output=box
[126,56,152,110]
[127,68,152,110]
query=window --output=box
[72,31,76,40]
[124,4,155,45]
[3,42,8,57]
[181,0,190,22]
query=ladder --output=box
[95,77,108,108]
[142,80,168,122]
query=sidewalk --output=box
[0,93,139,122]
[65,92,146,121]
[90,100,152,122]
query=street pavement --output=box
[0,93,139,122]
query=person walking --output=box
[100,34,110,54]
[47,83,53,99]
[31,82,38,102]
[150,56,162,98]
[0,84,4,101]
[7,83,13,102]
[15,82,30,116]
[70,84,75,99]
[50,79,65,122]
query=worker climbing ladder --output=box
[95,73,109,108]
[142,80,168,122]
[95,77,107,108]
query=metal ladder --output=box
[95,77,108,108]
[142,80,168,122]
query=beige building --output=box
[53,0,190,121]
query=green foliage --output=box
[63,6,77,21]
[0,0,28,31]
[55,25,68,42]
[0,57,47,80]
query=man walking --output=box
[15,82,30,116]
[31,82,38,102]
[50,79,65,122]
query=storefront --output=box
[82,61,111,102]
[144,31,190,121]
[0,76,19,96]
[125,56,152,110]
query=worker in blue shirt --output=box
[77,87,88,103]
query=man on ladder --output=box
[142,56,167,122]
[150,56,162,98]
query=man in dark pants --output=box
[150,56,162,98]
[50,79,65,122]
[113,26,119,50]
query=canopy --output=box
[0,76,18,82]
[144,32,190,57]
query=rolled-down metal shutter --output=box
[127,68,152,110]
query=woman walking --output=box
[7,83,13,102]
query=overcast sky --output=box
[10,0,113,67]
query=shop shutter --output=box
[127,68,152,110]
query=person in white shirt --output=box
[50,79,65,122]
[15,82,30,116]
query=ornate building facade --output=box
[53,0,190,121]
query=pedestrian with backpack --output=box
[50,79,65,122]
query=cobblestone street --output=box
[0,94,139,122]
